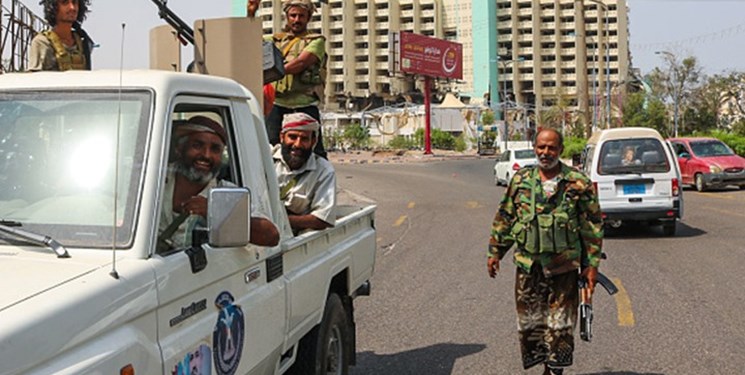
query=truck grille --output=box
[725,167,743,173]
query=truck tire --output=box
[289,293,350,375]
[694,173,706,192]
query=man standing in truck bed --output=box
[247,0,327,158]
[29,0,94,71]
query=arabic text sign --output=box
[399,32,463,80]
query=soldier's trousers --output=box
[515,264,578,370]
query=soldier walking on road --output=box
[247,0,327,158]
[30,0,94,71]
[487,128,604,375]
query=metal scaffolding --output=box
[1,0,46,73]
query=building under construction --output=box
[0,0,46,73]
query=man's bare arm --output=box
[246,0,259,18]
[250,217,279,246]
[287,214,332,232]
[284,51,320,75]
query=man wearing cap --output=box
[247,0,327,159]
[159,115,279,250]
[273,113,335,233]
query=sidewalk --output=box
[328,149,486,165]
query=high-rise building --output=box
[241,0,445,110]
[233,0,631,128]
[495,0,630,129]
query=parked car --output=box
[582,127,683,236]
[494,148,536,185]
[669,137,745,191]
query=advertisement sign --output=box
[398,31,463,80]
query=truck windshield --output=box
[0,91,151,248]
[597,138,671,175]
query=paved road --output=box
[335,158,745,375]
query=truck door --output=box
[672,142,692,183]
[151,97,286,375]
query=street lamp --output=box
[655,50,679,137]
[587,0,611,129]
[496,55,524,148]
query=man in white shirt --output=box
[273,113,336,233]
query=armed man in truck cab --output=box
[29,0,94,71]
[273,113,336,234]
[247,0,328,158]
[159,116,279,250]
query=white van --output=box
[581,127,683,236]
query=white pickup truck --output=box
[0,71,376,375]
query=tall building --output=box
[233,0,631,128]
[495,0,630,129]
[241,0,446,110]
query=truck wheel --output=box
[694,173,707,192]
[289,293,350,375]
[662,221,676,236]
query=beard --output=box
[175,158,219,184]
[281,143,312,170]
[538,154,560,171]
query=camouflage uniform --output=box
[489,163,603,371]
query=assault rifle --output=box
[579,253,618,342]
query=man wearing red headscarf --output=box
[273,113,335,233]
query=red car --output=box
[668,137,745,191]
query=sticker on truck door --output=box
[171,344,212,375]
[213,291,245,375]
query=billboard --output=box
[397,31,463,80]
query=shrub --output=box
[387,135,418,150]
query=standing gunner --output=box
[30,0,95,71]
[247,0,327,158]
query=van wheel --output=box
[662,221,676,236]
[288,293,350,375]
[694,174,707,192]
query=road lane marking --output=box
[393,215,408,227]
[701,206,745,219]
[408,202,416,209]
[699,192,736,200]
[612,278,635,327]
[466,201,481,209]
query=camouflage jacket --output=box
[489,163,603,276]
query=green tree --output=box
[622,92,669,136]
[648,55,703,135]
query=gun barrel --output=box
[150,0,195,45]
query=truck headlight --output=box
[709,165,722,174]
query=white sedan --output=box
[494,148,537,186]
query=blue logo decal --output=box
[213,292,245,375]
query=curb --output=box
[329,153,487,165]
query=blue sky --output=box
[26,0,745,76]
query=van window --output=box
[598,138,670,175]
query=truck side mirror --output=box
[679,152,691,159]
[208,187,251,248]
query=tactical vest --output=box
[272,31,326,100]
[511,169,581,255]
[43,30,87,71]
